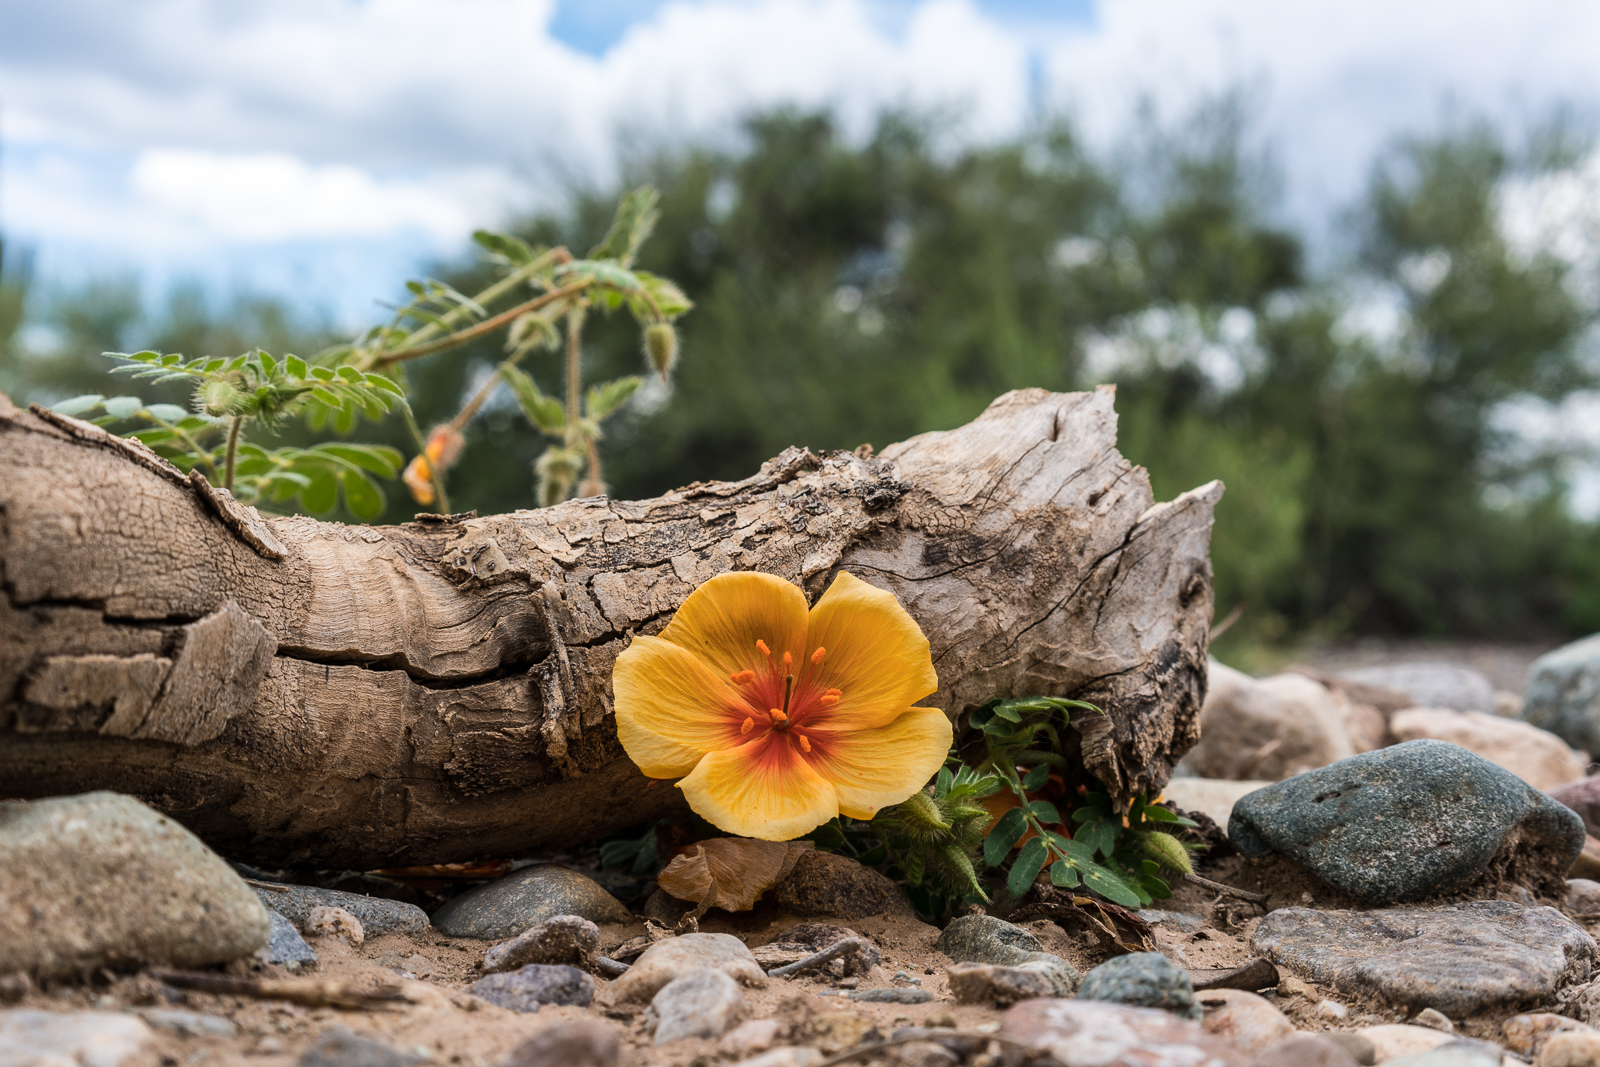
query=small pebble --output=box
[1537,1030,1600,1066]
[716,1018,780,1055]
[840,988,934,1004]
[1506,1014,1600,1058]
[892,1040,959,1067]
[304,906,365,949]
[483,915,600,974]
[1253,1033,1364,1067]
[1194,989,1294,1054]
[651,967,745,1044]
[1414,1007,1454,1031]
[297,1026,428,1066]
[892,970,922,987]
[135,1009,237,1038]
[1077,952,1200,1020]
[1277,975,1315,999]
[470,964,593,1012]
[947,962,1055,1007]
[740,1050,823,1067]
[1316,999,1350,1020]
[503,1018,621,1067]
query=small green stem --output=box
[1015,750,1075,772]
[155,419,219,482]
[378,281,590,366]
[401,404,451,515]
[222,416,243,490]
[400,247,570,349]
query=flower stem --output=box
[222,416,243,490]
[378,281,590,366]
[401,404,450,515]
[566,306,605,498]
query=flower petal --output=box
[797,571,939,730]
[677,736,840,840]
[808,706,953,820]
[613,635,753,778]
[658,571,809,692]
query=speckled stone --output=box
[934,914,1080,995]
[256,884,429,938]
[503,1019,621,1067]
[298,1026,430,1066]
[1252,901,1595,1015]
[0,792,269,978]
[0,1010,153,1067]
[483,915,600,974]
[258,910,317,968]
[1078,952,1202,1020]
[1523,634,1600,754]
[1228,740,1585,903]
[469,964,594,1012]
[1000,998,1250,1067]
[431,865,630,940]
[1381,1042,1502,1067]
[947,962,1055,1006]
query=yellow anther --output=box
[730,669,756,685]
[819,687,842,706]
[782,651,793,671]
[755,639,771,656]
[811,646,826,666]
[798,734,812,753]
[769,708,788,724]
[741,717,755,735]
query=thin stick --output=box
[1184,871,1268,904]
[149,970,411,1011]
[768,937,873,979]
[243,878,289,893]
[377,283,589,366]
[400,248,570,349]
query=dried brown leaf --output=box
[656,837,814,912]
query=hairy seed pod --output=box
[197,380,243,417]
[644,322,678,380]
[1141,830,1194,875]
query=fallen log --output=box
[0,386,1221,868]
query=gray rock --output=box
[1252,1033,1364,1067]
[0,792,269,978]
[1381,1042,1502,1067]
[255,884,429,938]
[1143,909,1205,934]
[999,998,1251,1067]
[136,1008,237,1037]
[469,964,594,1012]
[504,1018,621,1067]
[1524,634,1600,753]
[483,915,600,974]
[259,910,318,968]
[1251,901,1595,1015]
[609,932,767,1003]
[0,1010,153,1067]
[946,962,1055,1006]
[1336,663,1496,713]
[1228,740,1585,903]
[298,1026,429,1066]
[1078,951,1202,1019]
[651,967,745,1044]
[431,865,630,940]
[933,913,1080,994]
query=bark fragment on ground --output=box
[0,386,1220,866]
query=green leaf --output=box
[992,702,1024,723]
[339,470,384,519]
[1080,861,1143,907]
[1008,837,1049,897]
[1049,859,1081,888]
[983,807,1027,867]
[587,186,661,266]
[935,767,954,797]
[143,404,190,424]
[101,396,144,420]
[300,468,338,514]
[314,443,404,477]
[53,394,104,415]
[284,354,307,379]
[1140,804,1182,823]
[1021,764,1051,791]
[586,376,642,420]
[501,364,566,434]
[1029,800,1062,825]
[632,270,694,318]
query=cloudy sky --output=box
[4,0,1600,324]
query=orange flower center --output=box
[724,638,845,754]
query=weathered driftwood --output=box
[0,387,1221,868]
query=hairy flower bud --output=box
[644,322,678,380]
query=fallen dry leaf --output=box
[657,837,813,912]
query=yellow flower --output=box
[402,425,465,506]
[613,571,952,841]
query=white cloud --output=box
[129,150,480,243]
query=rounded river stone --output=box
[1228,739,1584,904]
[1077,951,1201,1019]
[432,865,631,940]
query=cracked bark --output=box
[0,386,1221,868]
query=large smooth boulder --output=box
[1185,662,1355,781]
[1524,634,1600,755]
[1229,740,1585,903]
[1389,708,1586,790]
[0,792,269,978]
[1336,662,1495,713]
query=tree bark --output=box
[0,387,1221,868]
